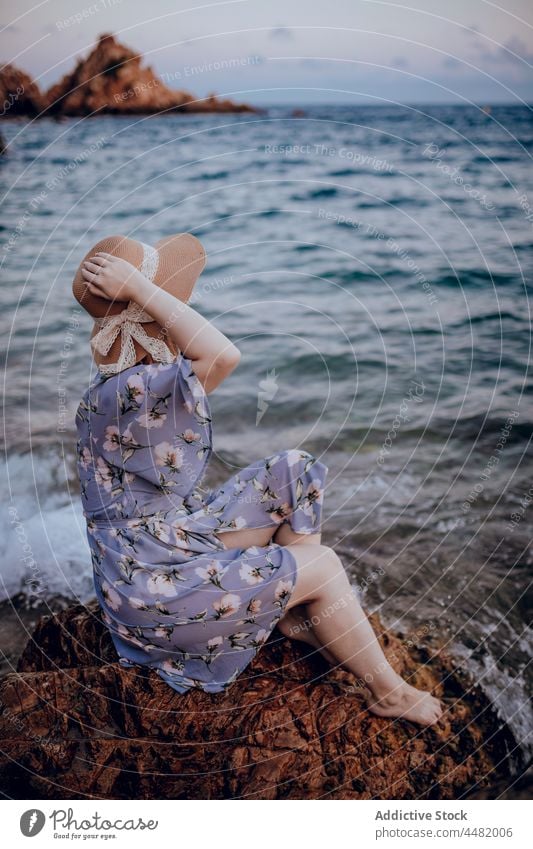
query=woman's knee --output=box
[286,543,345,603]
[317,544,344,579]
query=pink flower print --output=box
[248,598,262,616]
[252,629,269,647]
[155,441,183,473]
[146,571,178,597]
[126,635,148,650]
[136,409,167,429]
[79,446,92,470]
[125,374,145,405]
[129,597,149,610]
[103,425,121,452]
[241,596,262,625]
[213,593,242,619]
[103,425,135,453]
[149,519,171,544]
[206,635,224,661]
[285,449,306,468]
[161,658,185,675]
[274,579,293,606]
[195,560,227,587]
[268,501,292,524]
[222,515,247,531]
[239,561,265,585]
[95,456,114,492]
[182,428,201,443]
[101,581,121,611]
[228,631,249,649]
[308,478,324,503]
[302,478,323,518]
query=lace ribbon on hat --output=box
[91,242,175,375]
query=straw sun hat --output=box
[73,233,206,375]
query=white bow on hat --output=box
[90,242,175,376]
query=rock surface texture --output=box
[0,600,515,800]
[0,34,255,118]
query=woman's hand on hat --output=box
[81,252,149,303]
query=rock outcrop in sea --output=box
[0,34,255,118]
[0,63,45,117]
[0,600,516,799]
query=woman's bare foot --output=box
[279,608,443,726]
[368,674,443,726]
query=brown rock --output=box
[0,63,45,117]
[0,601,515,799]
[43,33,255,117]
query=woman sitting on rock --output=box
[73,233,443,726]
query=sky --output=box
[2,0,533,104]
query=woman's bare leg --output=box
[214,525,276,550]
[276,603,339,665]
[273,522,321,547]
[281,543,443,726]
[215,523,346,665]
[215,522,335,660]
[214,519,321,551]
[270,523,340,663]
[215,525,441,724]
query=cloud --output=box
[391,56,409,69]
[464,29,533,67]
[502,35,533,65]
[269,27,294,40]
[442,56,461,69]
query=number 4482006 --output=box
[462,828,513,838]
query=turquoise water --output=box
[0,104,532,760]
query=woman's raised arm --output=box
[81,252,241,393]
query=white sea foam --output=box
[451,640,533,765]
[1,451,93,603]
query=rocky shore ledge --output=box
[0,33,256,118]
[0,599,517,800]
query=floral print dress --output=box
[75,354,328,694]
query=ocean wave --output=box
[431,269,522,288]
[291,186,340,200]
[257,208,282,218]
[446,310,525,326]
[469,154,520,165]
[294,243,320,252]
[198,169,230,180]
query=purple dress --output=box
[75,355,328,694]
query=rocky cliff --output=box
[0,34,255,118]
[0,63,45,117]
[0,600,516,800]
